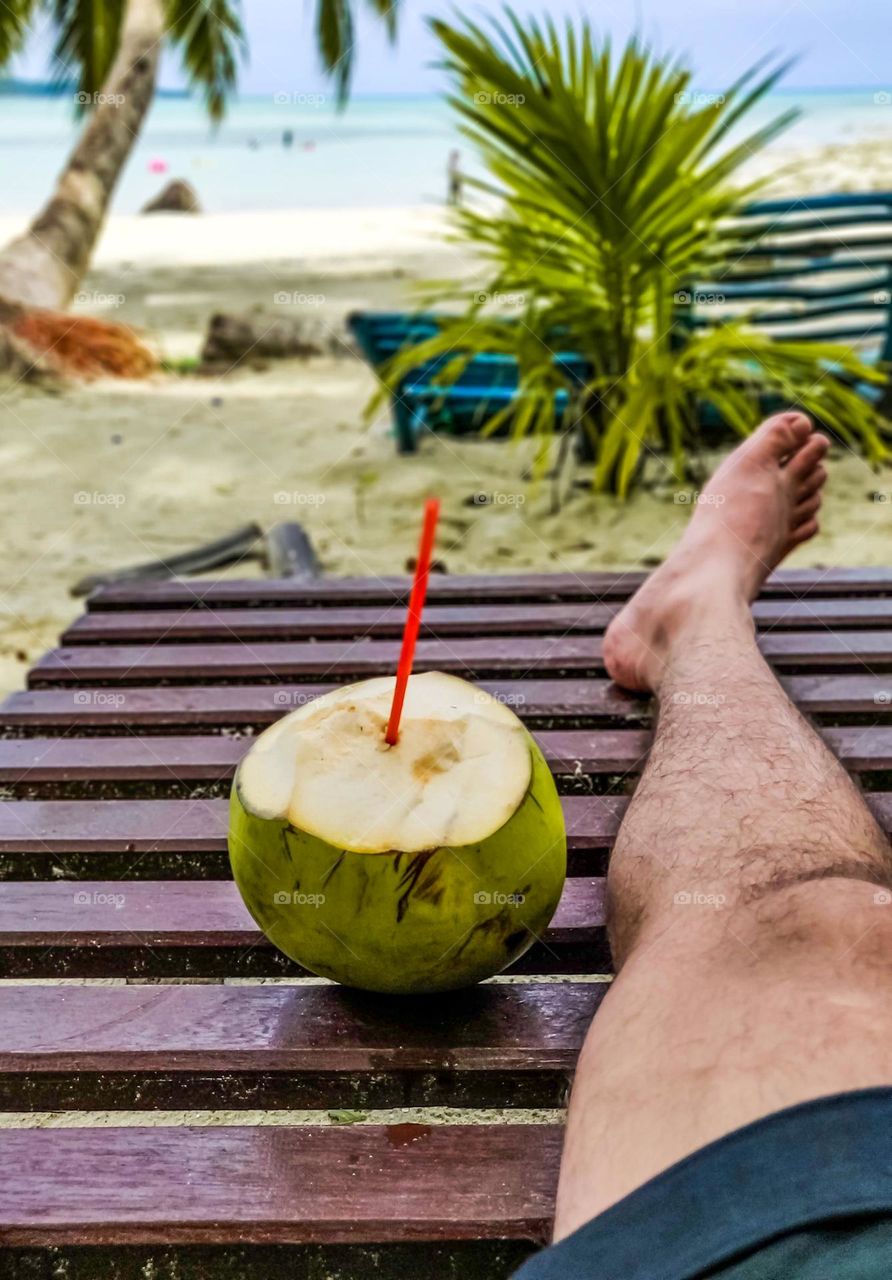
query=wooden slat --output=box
[66,603,623,642]
[6,792,892,856]
[62,597,892,644]
[0,728,647,783]
[1,679,645,729]
[27,631,892,686]
[0,878,606,978]
[0,981,606,1110]
[0,796,620,882]
[0,876,602,941]
[0,795,621,851]
[0,798,233,853]
[85,567,892,609]
[29,636,605,684]
[4,673,891,732]
[0,1124,562,1246]
[1,725,889,787]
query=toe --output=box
[796,465,827,500]
[790,518,819,547]
[794,492,822,524]
[748,412,813,463]
[787,434,830,481]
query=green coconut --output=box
[228,671,566,993]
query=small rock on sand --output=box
[141,180,202,214]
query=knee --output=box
[609,873,892,977]
[733,876,892,975]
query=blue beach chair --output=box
[349,192,892,453]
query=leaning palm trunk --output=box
[0,0,164,311]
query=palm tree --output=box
[0,0,399,314]
[378,13,888,494]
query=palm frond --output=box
[365,0,398,42]
[0,0,38,69]
[46,0,124,105]
[317,0,400,105]
[165,0,245,122]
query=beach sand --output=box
[1,141,891,696]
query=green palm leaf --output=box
[47,0,124,104]
[318,0,400,104]
[0,0,37,66]
[0,0,401,122]
[165,0,245,122]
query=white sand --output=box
[1,136,891,696]
[0,205,454,272]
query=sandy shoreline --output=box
[1,135,891,697]
[0,206,457,271]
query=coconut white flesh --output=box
[237,672,532,853]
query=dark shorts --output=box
[514,1088,892,1279]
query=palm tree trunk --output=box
[0,0,164,311]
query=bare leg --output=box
[554,413,892,1238]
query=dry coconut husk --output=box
[0,302,157,379]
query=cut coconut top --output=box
[236,671,532,853]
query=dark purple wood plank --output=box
[1,679,644,729]
[0,798,232,853]
[29,636,605,684]
[781,674,892,713]
[0,795,623,857]
[0,728,651,783]
[0,1124,563,1245]
[0,877,606,977]
[62,597,892,644]
[66,603,620,643]
[757,633,892,666]
[0,876,603,946]
[0,981,602,1070]
[86,567,892,610]
[27,631,892,686]
[4,791,892,857]
[752,599,892,628]
[3,674,890,731]
[0,725,888,785]
[0,981,606,1109]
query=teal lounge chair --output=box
[349,192,892,453]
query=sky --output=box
[9,0,891,98]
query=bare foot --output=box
[603,412,829,692]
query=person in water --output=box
[447,149,462,206]
[515,413,892,1280]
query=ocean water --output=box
[0,88,891,216]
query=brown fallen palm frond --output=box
[9,308,157,378]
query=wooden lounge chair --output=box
[351,191,892,452]
[2,566,892,1273]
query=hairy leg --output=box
[553,413,892,1238]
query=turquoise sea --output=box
[0,89,891,215]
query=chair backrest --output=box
[349,192,892,390]
[685,192,892,363]
[348,311,440,366]
[347,312,591,395]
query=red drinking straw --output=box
[385,497,441,745]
